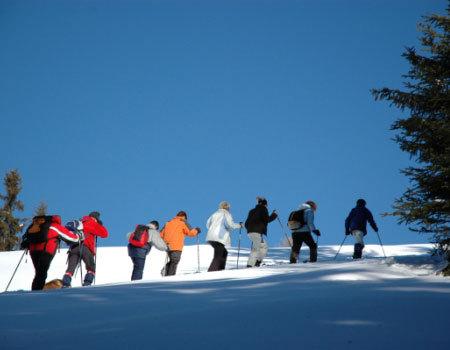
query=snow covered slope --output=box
[1,244,449,350]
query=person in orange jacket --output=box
[160,211,201,276]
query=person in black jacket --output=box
[245,197,278,267]
[345,199,379,259]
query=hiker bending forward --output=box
[21,215,79,290]
[160,211,200,276]
[62,211,108,287]
[127,221,168,280]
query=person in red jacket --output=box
[62,211,109,287]
[21,215,79,291]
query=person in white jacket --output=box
[206,201,242,272]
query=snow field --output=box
[0,244,449,350]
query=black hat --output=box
[356,199,366,207]
[149,220,159,230]
[89,211,101,220]
[176,211,187,219]
[257,197,268,206]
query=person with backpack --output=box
[345,199,379,259]
[62,211,108,287]
[288,201,321,263]
[127,220,168,280]
[20,215,79,290]
[244,197,278,267]
[160,211,201,276]
[205,201,243,272]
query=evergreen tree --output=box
[0,170,25,251]
[372,5,450,274]
[35,202,48,216]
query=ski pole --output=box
[196,233,201,273]
[375,231,387,258]
[334,236,348,260]
[79,243,84,285]
[276,217,292,248]
[93,237,98,285]
[236,227,242,269]
[5,249,27,292]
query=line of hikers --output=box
[18,197,378,290]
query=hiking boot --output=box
[62,274,72,288]
[353,244,364,259]
[290,251,299,264]
[83,272,95,286]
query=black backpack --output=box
[25,216,53,244]
[287,210,306,231]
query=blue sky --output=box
[0,0,446,249]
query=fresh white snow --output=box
[0,244,449,350]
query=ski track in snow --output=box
[0,244,449,350]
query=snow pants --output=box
[30,251,54,290]
[164,250,182,276]
[64,244,96,286]
[207,241,228,272]
[290,231,317,263]
[131,257,146,280]
[351,230,365,259]
[247,233,268,267]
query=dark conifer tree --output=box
[0,170,25,251]
[35,202,48,216]
[372,5,450,274]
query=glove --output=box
[312,229,321,236]
[195,227,201,234]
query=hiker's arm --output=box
[149,231,168,251]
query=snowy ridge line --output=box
[0,243,441,292]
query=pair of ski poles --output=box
[334,231,387,260]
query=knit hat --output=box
[219,201,230,210]
[89,211,101,220]
[356,199,367,207]
[305,200,317,211]
[257,196,267,206]
[176,211,187,219]
[148,220,159,230]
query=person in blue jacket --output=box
[345,199,379,259]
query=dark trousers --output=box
[164,251,182,276]
[131,257,146,280]
[65,244,96,274]
[290,232,317,263]
[207,241,228,272]
[30,251,54,290]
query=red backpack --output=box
[128,225,149,248]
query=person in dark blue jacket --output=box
[345,199,378,259]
